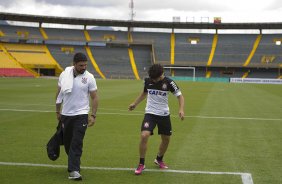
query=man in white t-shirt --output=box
[55,52,98,180]
[129,64,184,175]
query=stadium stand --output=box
[174,33,214,66]
[2,43,63,76]
[247,68,280,78]
[0,46,34,77]
[88,30,128,42]
[212,34,258,67]
[128,47,140,80]
[0,30,4,37]
[131,45,152,79]
[131,32,170,65]
[47,44,100,77]
[89,46,135,79]
[44,27,86,42]
[0,24,43,43]
[0,13,281,79]
[47,44,79,69]
[250,34,282,68]
[85,45,106,79]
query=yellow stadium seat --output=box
[61,47,74,54]
[103,34,116,41]
[17,31,29,38]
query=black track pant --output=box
[61,114,88,172]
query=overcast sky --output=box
[0,0,282,23]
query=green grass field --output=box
[0,78,281,184]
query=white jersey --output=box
[58,70,97,116]
[144,77,182,116]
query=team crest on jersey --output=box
[162,83,167,90]
[81,77,87,84]
[144,122,149,128]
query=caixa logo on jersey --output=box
[81,77,88,84]
[148,89,168,96]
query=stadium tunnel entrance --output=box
[33,68,55,76]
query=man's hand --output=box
[179,111,185,121]
[128,103,136,111]
[88,115,96,127]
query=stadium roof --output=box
[1,12,282,30]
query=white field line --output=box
[0,108,281,121]
[0,162,253,184]
[0,103,144,113]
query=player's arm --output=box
[55,87,61,121]
[88,90,98,127]
[128,91,147,111]
[169,79,184,120]
[55,73,64,121]
[177,94,185,120]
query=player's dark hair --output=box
[148,64,164,79]
[73,52,87,63]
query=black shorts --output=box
[141,113,172,136]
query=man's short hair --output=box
[148,64,164,79]
[73,52,87,63]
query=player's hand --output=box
[179,111,185,121]
[128,103,136,111]
[88,115,96,127]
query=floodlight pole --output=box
[129,0,135,21]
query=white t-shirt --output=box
[58,71,97,116]
[144,77,182,116]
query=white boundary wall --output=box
[230,78,282,85]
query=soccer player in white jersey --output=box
[55,53,98,180]
[128,64,185,175]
